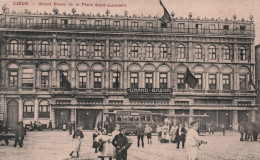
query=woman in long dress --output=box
[170,123,178,143]
[95,128,113,160]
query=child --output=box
[70,125,84,158]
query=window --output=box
[25,41,33,55]
[95,20,102,26]
[195,45,202,59]
[209,46,216,60]
[209,24,215,32]
[209,74,216,90]
[177,74,185,89]
[60,42,68,56]
[41,41,49,56]
[159,73,167,88]
[131,43,138,58]
[146,22,153,28]
[146,43,153,58]
[41,71,49,89]
[9,70,18,87]
[131,22,138,27]
[80,20,87,25]
[239,47,246,61]
[10,40,18,55]
[10,18,17,26]
[113,43,120,57]
[223,74,230,90]
[178,23,184,31]
[26,18,33,26]
[130,73,138,88]
[79,72,87,88]
[145,73,153,88]
[113,21,120,27]
[94,43,102,57]
[240,26,246,31]
[223,46,230,60]
[113,72,120,88]
[23,101,34,118]
[161,22,167,28]
[177,45,185,59]
[61,19,68,24]
[60,71,68,87]
[160,44,167,58]
[223,25,229,30]
[94,72,102,88]
[22,68,33,88]
[195,74,202,89]
[196,24,202,30]
[79,42,87,57]
[39,100,50,118]
[239,75,247,90]
[42,19,49,25]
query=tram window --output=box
[134,116,139,122]
[147,116,151,122]
[141,115,145,122]
[122,116,128,122]
[129,116,134,122]
[117,116,122,121]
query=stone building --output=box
[0,7,257,130]
[255,45,260,121]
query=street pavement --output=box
[0,130,260,160]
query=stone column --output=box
[19,98,23,121]
[154,71,159,88]
[52,34,57,58]
[205,72,209,90]
[189,109,194,123]
[89,70,93,89]
[219,73,223,90]
[50,107,55,128]
[71,61,76,88]
[233,110,238,130]
[70,109,75,122]
[105,63,109,89]
[140,71,144,88]
[34,98,39,122]
[105,38,109,59]
[52,61,57,88]
[251,110,256,123]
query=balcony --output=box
[0,23,254,36]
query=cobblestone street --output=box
[0,130,260,160]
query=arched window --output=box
[60,41,68,56]
[79,42,87,57]
[131,43,138,58]
[177,44,185,59]
[223,46,230,60]
[23,100,34,118]
[39,100,50,118]
[146,43,153,58]
[160,44,167,58]
[10,40,18,55]
[239,47,246,61]
[195,45,202,59]
[25,41,33,55]
[209,46,216,60]
[94,42,102,57]
[41,41,49,56]
[113,43,120,57]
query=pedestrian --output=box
[70,125,84,158]
[33,121,37,130]
[0,121,9,145]
[221,124,225,136]
[186,121,207,160]
[209,121,215,134]
[21,122,26,145]
[38,122,43,131]
[239,122,245,141]
[252,123,258,141]
[156,124,162,141]
[95,128,113,160]
[170,123,178,143]
[29,121,34,131]
[135,123,145,148]
[104,121,109,135]
[13,121,24,148]
[176,123,186,149]
[72,121,76,132]
[111,125,120,158]
[161,121,170,143]
[247,123,253,141]
[68,121,72,135]
[145,124,153,144]
[63,122,67,131]
[48,120,52,130]
[112,127,129,160]
[93,127,100,153]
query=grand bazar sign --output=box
[127,88,173,93]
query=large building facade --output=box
[0,7,257,130]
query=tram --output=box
[105,110,210,135]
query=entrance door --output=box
[7,100,19,130]
[77,110,101,130]
[57,109,70,129]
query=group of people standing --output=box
[239,121,259,141]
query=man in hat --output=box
[14,121,24,148]
[112,127,129,160]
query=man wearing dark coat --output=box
[13,122,24,148]
[112,127,129,160]
[68,121,73,135]
[176,123,186,149]
[135,124,145,148]
[239,122,245,141]
[48,120,52,130]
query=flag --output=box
[61,72,71,88]
[115,68,120,89]
[184,68,198,89]
[159,0,171,23]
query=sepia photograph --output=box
[0,0,260,159]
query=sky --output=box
[1,0,260,44]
